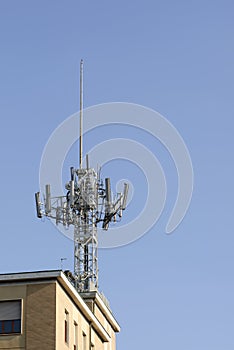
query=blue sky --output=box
[0,1,234,349]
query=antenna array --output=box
[35,61,128,292]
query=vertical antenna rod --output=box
[79,59,84,169]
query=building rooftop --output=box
[0,269,120,337]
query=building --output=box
[0,270,120,350]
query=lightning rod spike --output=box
[79,59,84,169]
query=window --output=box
[0,300,21,335]
[65,320,68,343]
[74,321,78,350]
[65,309,69,344]
[82,332,87,350]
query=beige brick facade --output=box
[26,283,56,350]
[0,271,120,350]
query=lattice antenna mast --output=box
[35,60,129,292]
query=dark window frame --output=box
[0,300,22,335]
[65,309,69,344]
[65,319,68,343]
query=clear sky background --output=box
[0,1,234,349]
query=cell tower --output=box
[35,60,129,292]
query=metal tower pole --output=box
[35,60,128,293]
